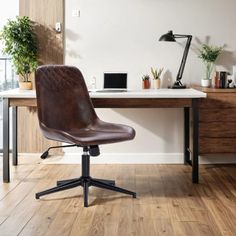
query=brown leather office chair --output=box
[35,65,136,207]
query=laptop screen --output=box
[104,73,127,89]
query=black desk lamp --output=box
[159,30,192,89]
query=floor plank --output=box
[0,156,236,236]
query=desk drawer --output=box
[200,94,236,108]
[199,108,236,122]
[199,138,236,154]
[199,122,236,138]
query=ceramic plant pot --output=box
[201,79,211,88]
[153,79,161,89]
[19,81,32,90]
[142,80,150,89]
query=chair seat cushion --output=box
[41,119,135,146]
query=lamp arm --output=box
[176,35,192,82]
[174,34,192,38]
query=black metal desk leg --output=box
[192,99,199,183]
[184,107,190,164]
[12,107,18,166]
[3,98,10,182]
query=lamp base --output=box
[172,84,186,89]
[172,81,186,89]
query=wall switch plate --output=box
[55,22,61,33]
[72,9,80,17]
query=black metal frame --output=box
[35,147,136,207]
[12,107,18,166]
[183,99,199,183]
[3,98,10,181]
[2,97,200,184]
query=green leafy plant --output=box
[198,44,223,80]
[151,67,163,80]
[142,75,150,81]
[0,16,38,82]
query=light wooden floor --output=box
[0,157,236,236]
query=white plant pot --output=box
[201,79,211,88]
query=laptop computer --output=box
[96,72,128,92]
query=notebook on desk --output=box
[96,72,128,92]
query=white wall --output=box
[65,0,236,163]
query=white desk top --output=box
[0,88,206,99]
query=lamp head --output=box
[159,30,176,42]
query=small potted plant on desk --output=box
[151,67,163,89]
[142,75,150,89]
[0,16,38,90]
[198,44,222,88]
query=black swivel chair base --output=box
[35,147,136,207]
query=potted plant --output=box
[198,44,222,87]
[0,16,38,90]
[142,75,150,89]
[151,67,163,89]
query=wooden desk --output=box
[0,88,206,183]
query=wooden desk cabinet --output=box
[198,88,236,154]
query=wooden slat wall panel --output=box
[18,107,62,154]
[200,138,236,154]
[19,0,64,66]
[18,0,64,153]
